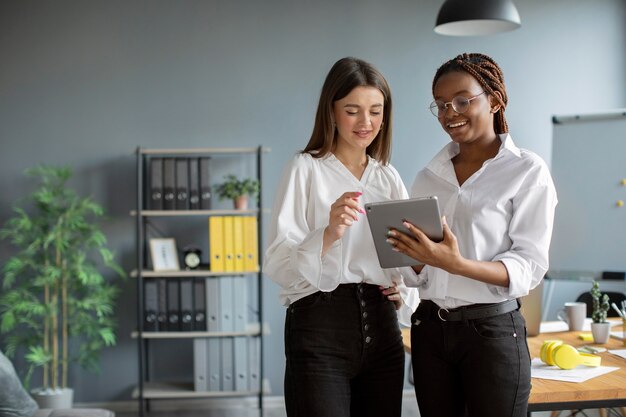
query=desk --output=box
[401,323,626,415]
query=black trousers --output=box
[284,283,405,417]
[411,300,531,417]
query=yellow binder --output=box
[243,216,259,272]
[209,216,224,272]
[223,216,235,272]
[233,216,245,272]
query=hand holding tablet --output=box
[365,196,443,269]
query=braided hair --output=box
[432,53,509,134]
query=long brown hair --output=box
[432,53,510,134]
[302,57,393,165]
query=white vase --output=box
[31,387,73,409]
[590,322,611,344]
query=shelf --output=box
[130,208,259,217]
[130,269,259,278]
[137,147,271,156]
[131,381,261,399]
[131,329,262,339]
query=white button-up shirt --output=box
[406,134,558,309]
[263,152,419,325]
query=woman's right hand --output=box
[323,191,365,246]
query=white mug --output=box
[557,302,587,331]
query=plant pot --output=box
[31,387,73,409]
[233,195,249,210]
[590,322,611,344]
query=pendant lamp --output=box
[434,0,521,36]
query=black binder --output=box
[193,278,206,331]
[180,279,194,331]
[188,158,201,210]
[143,280,159,332]
[163,158,176,210]
[199,157,212,209]
[149,158,163,210]
[167,279,180,331]
[175,158,189,210]
[156,279,168,331]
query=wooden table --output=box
[401,323,626,415]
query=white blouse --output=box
[263,152,419,325]
[406,134,558,309]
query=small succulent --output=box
[590,280,610,323]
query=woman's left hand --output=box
[387,217,462,274]
[379,283,402,310]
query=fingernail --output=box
[386,230,396,237]
[402,221,410,228]
[391,247,400,252]
[359,208,366,214]
[386,238,394,244]
[355,191,363,196]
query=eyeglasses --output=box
[429,91,486,117]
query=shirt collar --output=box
[426,133,520,176]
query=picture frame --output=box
[149,238,180,271]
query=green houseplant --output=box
[215,174,260,209]
[590,280,611,344]
[0,166,124,407]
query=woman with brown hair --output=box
[264,57,418,417]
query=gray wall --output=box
[1,0,625,404]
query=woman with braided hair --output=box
[386,53,557,417]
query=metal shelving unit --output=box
[134,146,267,416]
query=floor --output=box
[112,398,615,417]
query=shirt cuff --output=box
[290,227,343,292]
[493,256,532,298]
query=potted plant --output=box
[215,174,260,209]
[590,280,611,344]
[0,165,125,408]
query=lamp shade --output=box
[434,0,521,36]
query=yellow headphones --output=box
[540,340,601,370]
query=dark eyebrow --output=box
[343,103,383,108]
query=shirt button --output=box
[361,300,366,307]
[365,336,371,343]
[364,324,369,331]
[362,312,368,319]
[359,286,364,293]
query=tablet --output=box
[365,196,443,269]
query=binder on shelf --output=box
[166,279,180,331]
[248,337,260,391]
[232,275,247,332]
[234,336,248,391]
[175,158,189,210]
[221,337,234,391]
[193,339,208,391]
[208,338,221,391]
[157,279,168,331]
[199,157,212,209]
[243,216,259,272]
[148,158,163,210]
[219,277,234,332]
[233,216,245,272]
[223,216,235,272]
[162,158,176,210]
[179,279,194,331]
[143,280,159,332]
[193,278,206,331]
[206,278,220,332]
[205,277,222,390]
[188,157,200,210]
[209,216,225,272]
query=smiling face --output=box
[433,70,499,146]
[333,85,385,154]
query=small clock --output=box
[183,247,202,270]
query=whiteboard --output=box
[550,110,626,272]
